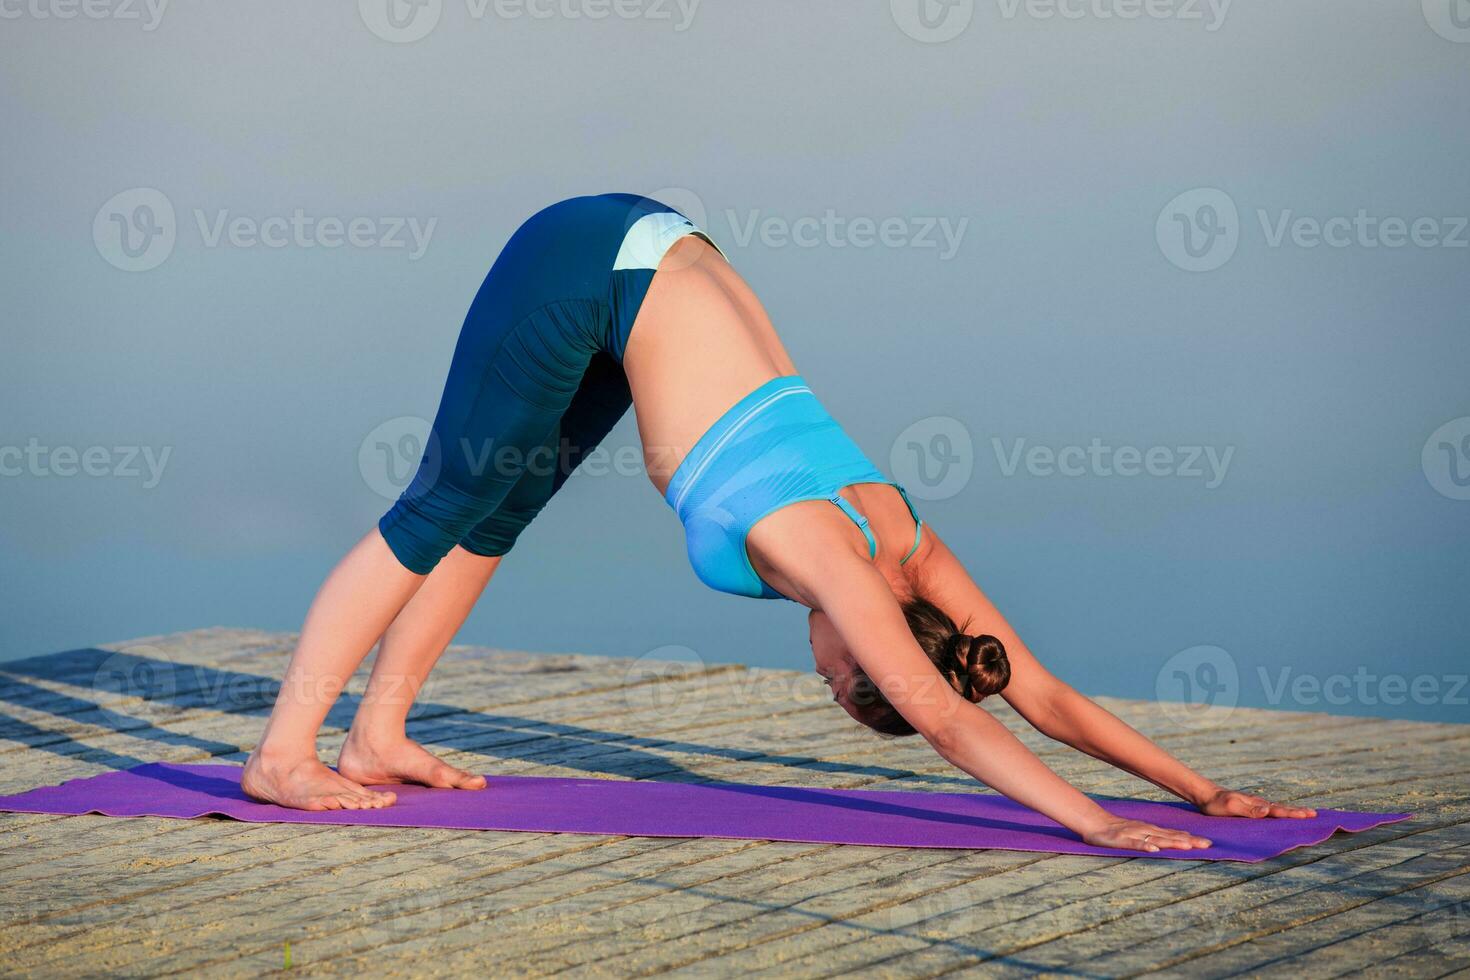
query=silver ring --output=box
[1142,833,1151,843]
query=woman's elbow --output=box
[918,718,965,757]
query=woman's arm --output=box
[914,530,1315,819]
[806,553,1213,851]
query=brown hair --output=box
[849,593,1011,736]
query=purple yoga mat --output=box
[0,763,1410,862]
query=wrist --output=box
[1069,802,1118,838]
[1183,778,1224,808]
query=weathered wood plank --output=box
[0,628,1464,978]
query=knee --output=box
[378,483,496,575]
[459,502,544,559]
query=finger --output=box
[1150,833,1205,850]
[1232,796,1271,818]
[1267,802,1316,819]
[1134,830,1194,851]
[1111,827,1162,852]
[1147,826,1213,849]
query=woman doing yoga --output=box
[243,193,1315,851]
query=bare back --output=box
[622,236,927,603]
[622,235,796,491]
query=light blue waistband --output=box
[662,374,924,599]
[664,375,815,516]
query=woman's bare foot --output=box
[242,749,397,811]
[337,731,487,791]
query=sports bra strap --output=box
[829,494,878,560]
[893,484,924,565]
[832,488,924,564]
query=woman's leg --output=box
[245,317,596,808]
[242,529,426,810]
[336,359,635,789]
[241,196,677,809]
[336,544,501,789]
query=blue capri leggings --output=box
[378,194,721,574]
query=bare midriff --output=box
[621,235,928,594]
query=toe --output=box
[433,764,484,789]
[423,764,461,788]
[454,770,487,790]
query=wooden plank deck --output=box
[0,627,1465,978]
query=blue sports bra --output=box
[663,375,923,600]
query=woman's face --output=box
[808,610,870,724]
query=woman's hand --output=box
[1196,788,1317,819]
[1082,817,1212,853]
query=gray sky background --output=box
[3,0,1468,722]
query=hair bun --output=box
[948,632,1011,702]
